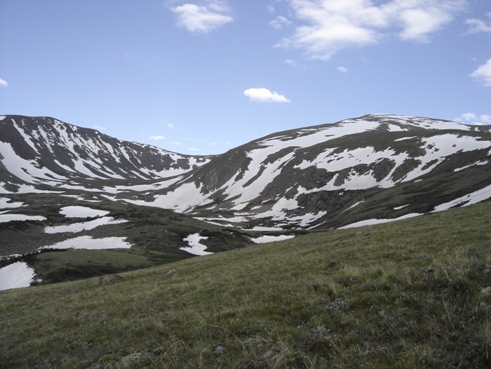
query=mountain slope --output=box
[0,115,211,193]
[128,114,491,229]
[2,201,491,368]
[0,113,490,242]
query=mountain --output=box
[126,114,491,229]
[1,113,491,284]
[2,114,491,230]
[0,115,211,193]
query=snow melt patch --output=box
[44,217,128,233]
[454,161,488,172]
[252,235,295,244]
[339,213,422,229]
[0,262,36,291]
[0,214,46,223]
[43,236,132,250]
[0,198,24,209]
[181,234,213,256]
[394,205,409,210]
[432,184,491,212]
[60,206,109,218]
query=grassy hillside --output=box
[1,201,491,368]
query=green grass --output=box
[24,248,186,284]
[1,201,491,368]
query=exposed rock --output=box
[116,352,151,368]
[481,286,491,297]
[98,274,124,286]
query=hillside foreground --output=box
[1,201,491,369]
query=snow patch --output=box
[0,262,36,291]
[181,234,213,256]
[252,235,295,244]
[60,206,109,218]
[43,236,132,250]
[0,198,24,209]
[44,217,128,233]
[394,136,416,142]
[454,161,488,172]
[339,213,422,229]
[394,205,409,210]
[432,184,491,212]
[0,214,46,223]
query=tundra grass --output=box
[1,201,491,368]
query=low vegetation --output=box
[1,201,491,368]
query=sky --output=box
[0,0,490,155]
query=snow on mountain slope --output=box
[0,115,210,193]
[130,114,491,229]
[1,114,490,231]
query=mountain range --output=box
[1,114,491,283]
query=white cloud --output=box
[149,135,166,141]
[465,12,491,34]
[0,78,8,87]
[168,123,174,128]
[285,59,297,66]
[277,0,466,60]
[471,58,491,87]
[171,1,233,34]
[270,15,292,29]
[337,66,348,73]
[393,1,465,42]
[244,88,291,103]
[455,113,491,125]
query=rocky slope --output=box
[2,114,491,231]
[127,114,491,229]
[0,115,210,193]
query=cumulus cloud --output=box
[171,1,233,33]
[471,58,491,87]
[455,113,491,125]
[149,135,166,141]
[244,88,291,103]
[337,66,348,73]
[277,0,466,60]
[270,15,292,29]
[465,12,491,34]
[0,78,8,87]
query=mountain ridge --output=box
[1,113,491,231]
[0,115,211,193]
[125,113,491,229]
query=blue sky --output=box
[0,0,490,155]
